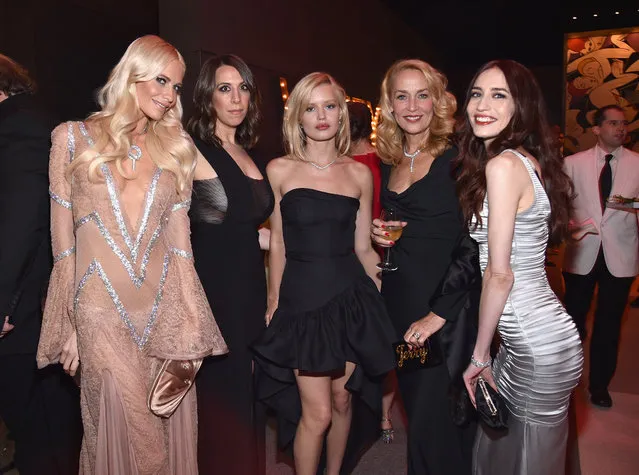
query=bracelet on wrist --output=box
[470,355,492,369]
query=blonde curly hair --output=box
[376,59,456,166]
[68,35,195,196]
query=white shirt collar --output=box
[596,144,623,162]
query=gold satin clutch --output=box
[147,358,202,418]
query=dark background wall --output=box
[3,0,635,154]
[158,0,437,157]
[0,0,158,121]
[159,0,436,104]
[380,0,568,125]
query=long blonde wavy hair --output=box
[376,59,456,166]
[69,35,195,196]
[283,72,350,161]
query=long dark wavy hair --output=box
[454,60,573,245]
[187,54,261,149]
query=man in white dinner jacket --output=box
[563,104,639,408]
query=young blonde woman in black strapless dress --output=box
[252,72,395,475]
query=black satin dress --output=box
[380,147,478,475]
[252,188,396,472]
[190,138,273,475]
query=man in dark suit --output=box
[0,54,82,475]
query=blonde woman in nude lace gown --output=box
[36,36,227,474]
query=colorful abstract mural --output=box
[564,29,639,155]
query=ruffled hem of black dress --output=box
[251,275,396,454]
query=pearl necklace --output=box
[306,158,337,170]
[403,145,422,173]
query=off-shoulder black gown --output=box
[380,147,477,475]
[252,188,396,472]
[190,139,274,475]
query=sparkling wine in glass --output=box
[376,208,402,272]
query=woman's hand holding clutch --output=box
[403,312,445,348]
[463,361,497,407]
[463,362,508,430]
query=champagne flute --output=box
[376,208,403,272]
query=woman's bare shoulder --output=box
[266,155,299,182]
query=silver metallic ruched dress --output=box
[469,149,583,475]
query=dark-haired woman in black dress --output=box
[187,55,273,475]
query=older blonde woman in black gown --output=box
[371,59,479,475]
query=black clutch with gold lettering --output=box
[393,337,444,372]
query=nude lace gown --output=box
[36,122,228,474]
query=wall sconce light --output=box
[371,106,382,146]
[279,77,289,111]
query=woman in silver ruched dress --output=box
[457,60,583,474]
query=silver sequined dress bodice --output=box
[469,149,583,475]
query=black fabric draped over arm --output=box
[431,232,481,384]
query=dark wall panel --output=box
[159,0,437,159]
[0,0,158,121]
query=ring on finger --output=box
[412,331,421,340]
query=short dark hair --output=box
[187,54,261,149]
[593,105,625,127]
[0,54,36,96]
[348,102,372,141]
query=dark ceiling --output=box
[384,0,564,70]
[385,0,639,71]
